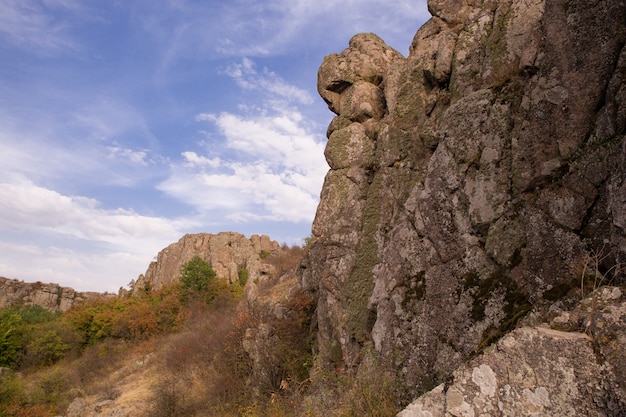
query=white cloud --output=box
[137,0,428,67]
[161,100,327,224]
[0,240,162,293]
[161,57,328,225]
[107,145,150,166]
[0,179,193,291]
[182,151,221,169]
[206,109,325,179]
[0,180,186,245]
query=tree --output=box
[179,256,225,303]
[0,309,23,368]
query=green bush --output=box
[0,310,23,368]
[237,268,249,287]
[0,371,24,410]
[25,331,68,367]
[179,256,227,304]
[23,321,82,368]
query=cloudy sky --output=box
[0,0,429,292]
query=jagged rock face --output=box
[134,232,283,292]
[0,277,101,312]
[398,287,626,416]
[303,0,626,397]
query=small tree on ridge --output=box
[179,256,225,304]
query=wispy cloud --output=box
[223,58,314,104]
[107,145,150,167]
[0,94,161,189]
[137,0,428,65]
[0,0,84,55]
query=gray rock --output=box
[133,232,283,292]
[398,287,626,416]
[303,0,626,408]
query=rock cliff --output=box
[398,286,626,416]
[0,277,102,312]
[133,232,284,292]
[303,0,626,407]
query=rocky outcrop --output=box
[0,277,102,312]
[133,232,283,292]
[0,233,283,310]
[304,0,626,406]
[398,286,626,416]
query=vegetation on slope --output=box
[0,244,405,417]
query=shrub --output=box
[264,245,305,279]
[0,310,23,368]
[21,320,82,369]
[342,358,400,417]
[271,290,316,385]
[25,330,68,367]
[238,268,249,287]
[64,285,186,347]
[0,371,25,412]
[35,367,69,406]
[303,234,316,249]
[149,377,192,417]
[305,351,401,417]
[179,256,228,304]
[150,303,256,416]
[2,402,54,417]
[72,338,127,389]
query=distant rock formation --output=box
[0,277,102,312]
[133,232,284,292]
[304,0,626,409]
[0,232,285,311]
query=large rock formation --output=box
[0,277,102,312]
[133,232,283,292]
[303,0,626,407]
[398,286,626,416]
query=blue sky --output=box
[0,0,429,292]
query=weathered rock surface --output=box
[133,232,283,292]
[398,287,626,416]
[303,0,626,408]
[0,277,102,312]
